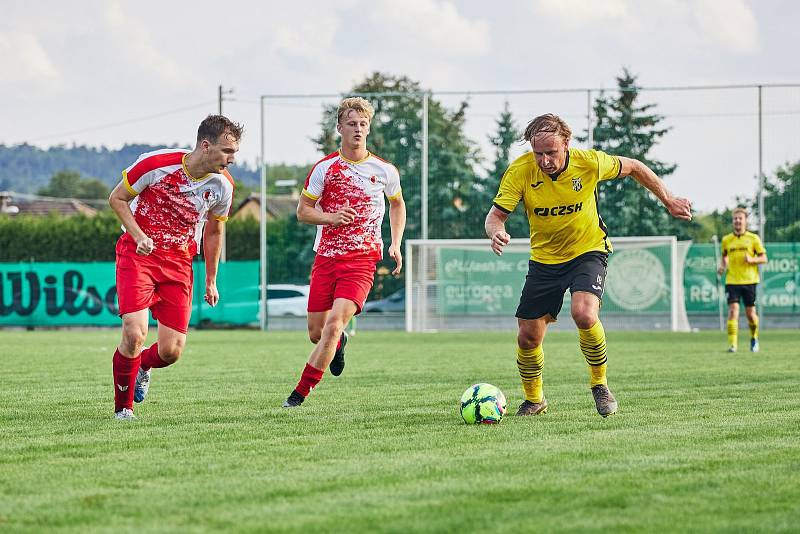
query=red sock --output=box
[113,349,140,412]
[140,343,170,371]
[295,363,324,397]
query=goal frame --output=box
[404,236,688,332]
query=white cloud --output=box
[271,22,340,60]
[534,0,630,28]
[95,2,184,87]
[691,0,759,53]
[528,0,758,56]
[370,0,490,56]
[0,31,62,89]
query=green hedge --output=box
[0,213,311,283]
[0,213,402,297]
[0,212,122,262]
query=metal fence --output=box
[251,83,800,330]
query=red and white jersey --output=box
[121,149,234,255]
[302,151,401,260]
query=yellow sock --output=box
[516,345,544,403]
[749,317,759,339]
[727,319,738,348]
[579,320,607,387]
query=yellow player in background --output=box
[717,207,768,352]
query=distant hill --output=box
[0,143,262,193]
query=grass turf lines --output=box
[1,330,799,532]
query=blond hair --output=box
[337,97,375,123]
[732,207,748,218]
[521,113,572,143]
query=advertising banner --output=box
[436,247,528,314]
[436,243,674,315]
[684,243,800,313]
[437,242,799,317]
[0,261,259,326]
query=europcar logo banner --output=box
[436,248,528,314]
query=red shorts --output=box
[115,234,194,334]
[307,255,377,315]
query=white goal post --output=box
[405,237,691,333]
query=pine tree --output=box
[587,69,687,237]
[487,101,517,180]
[479,101,528,237]
[312,72,480,240]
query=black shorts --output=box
[516,251,608,320]
[726,284,757,307]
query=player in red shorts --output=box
[283,97,406,407]
[108,115,243,420]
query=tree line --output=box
[2,70,799,299]
[0,142,307,200]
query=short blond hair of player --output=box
[337,97,375,123]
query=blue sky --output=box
[2,0,799,211]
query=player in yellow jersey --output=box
[485,114,693,417]
[717,207,767,353]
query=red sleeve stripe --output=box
[126,151,185,186]
[221,170,235,216]
[222,169,235,187]
[370,152,390,164]
[304,151,339,188]
[369,152,400,176]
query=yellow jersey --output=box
[721,231,765,285]
[492,148,622,264]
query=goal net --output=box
[405,237,691,332]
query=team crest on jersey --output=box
[370,175,377,184]
[201,188,219,206]
[572,177,583,192]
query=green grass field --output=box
[1,329,799,532]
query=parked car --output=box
[220,283,310,319]
[363,288,405,313]
[265,284,310,316]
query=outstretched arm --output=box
[485,206,511,256]
[618,156,693,221]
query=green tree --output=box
[691,209,735,243]
[37,170,109,200]
[586,69,696,239]
[763,160,800,241]
[478,100,529,237]
[312,72,481,241]
[487,101,517,179]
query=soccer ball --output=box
[460,383,507,424]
